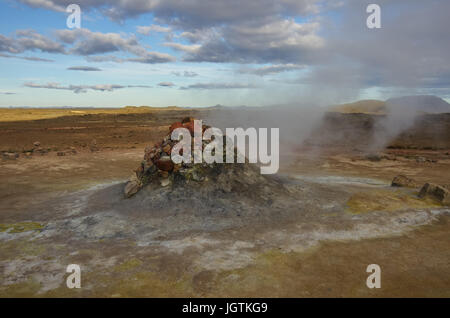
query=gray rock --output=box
[124,175,142,198]
[419,183,450,205]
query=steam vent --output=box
[123,117,300,220]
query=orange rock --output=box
[155,157,174,171]
[169,122,183,133]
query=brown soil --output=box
[0,108,449,297]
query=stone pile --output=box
[124,117,225,198]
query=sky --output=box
[0,0,449,108]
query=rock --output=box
[160,178,170,187]
[155,156,174,172]
[416,156,426,163]
[181,117,194,124]
[391,175,418,188]
[25,152,33,159]
[419,183,450,205]
[33,141,40,147]
[366,154,382,162]
[90,139,99,152]
[173,164,182,173]
[124,175,142,198]
[57,151,66,156]
[159,170,169,178]
[169,122,183,133]
[162,144,172,154]
[35,147,48,155]
[2,152,19,160]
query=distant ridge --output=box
[331,95,450,114]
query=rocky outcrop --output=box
[418,183,450,205]
[124,117,236,198]
[391,175,418,188]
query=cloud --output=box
[163,42,201,54]
[55,28,176,63]
[297,0,450,98]
[0,30,64,54]
[10,0,450,98]
[180,82,257,90]
[16,0,321,23]
[15,29,65,53]
[167,19,324,64]
[0,52,54,62]
[158,82,175,87]
[67,66,102,71]
[172,71,198,77]
[12,1,324,64]
[24,81,151,93]
[238,64,306,76]
[137,24,171,35]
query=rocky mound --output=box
[122,117,300,220]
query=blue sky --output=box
[0,0,449,107]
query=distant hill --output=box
[385,95,450,114]
[331,100,386,115]
[331,95,450,115]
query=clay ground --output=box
[0,108,449,297]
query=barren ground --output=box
[0,108,449,297]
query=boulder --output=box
[419,183,450,205]
[2,152,18,160]
[124,175,142,198]
[155,155,174,172]
[391,175,418,188]
[160,178,170,187]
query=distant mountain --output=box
[331,95,450,114]
[385,95,450,114]
[330,100,386,115]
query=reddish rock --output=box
[169,122,183,133]
[155,156,174,172]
